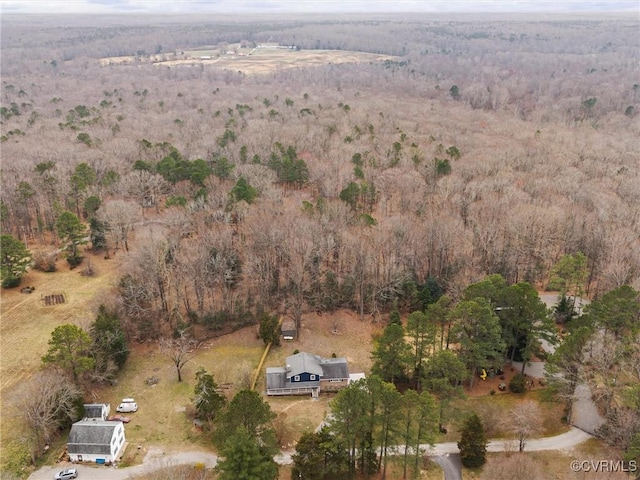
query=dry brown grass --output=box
[463,442,632,480]
[262,310,379,385]
[151,48,395,75]
[441,389,568,443]
[0,252,122,473]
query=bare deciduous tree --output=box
[503,400,543,452]
[98,199,140,251]
[159,329,200,382]
[122,170,170,212]
[23,370,82,464]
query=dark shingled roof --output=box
[83,403,107,419]
[68,420,119,455]
[319,357,349,379]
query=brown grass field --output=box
[0,251,122,471]
[462,439,633,480]
[100,46,396,75]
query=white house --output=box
[67,419,125,464]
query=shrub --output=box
[32,251,57,272]
[509,373,527,393]
[1,275,21,288]
[66,254,84,269]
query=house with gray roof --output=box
[266,352,350,397]
[67,419,125,464]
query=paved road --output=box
[28,427,592,480]
[27,448,219,480]
[432,454,462,480]
[424,426,592,456]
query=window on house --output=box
[310,374,316,380]
[294,375,300,381]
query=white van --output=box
[116,401,138,413]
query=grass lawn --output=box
[440,389,568,443]
[93,326,266,464]
[0,252,121,475]
[462,439,630,480]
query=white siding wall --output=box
[69,423,126,464]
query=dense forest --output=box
[2,13,638,337]
[1,11,639,479]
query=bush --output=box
[509,373,527,393]
[1,275,21,288]
[33,251,57,272]
[66,254,84,269]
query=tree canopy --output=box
[458,413,487,468]
[89,305,129,380]
[55,211,87,266]
[371,323,410,384]
[0,234,31,288]
[193,367,226,424]
[450,299,505,386]
[42,324,94,382]
[217,430,278,480]
[216,389,277,455]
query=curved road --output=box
[28,427,591,480]
[432,454,462,480]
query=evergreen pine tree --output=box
[458,413,487,468]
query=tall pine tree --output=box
[458,413,487,468]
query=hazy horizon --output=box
[1,0,638,15]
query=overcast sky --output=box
[1,0,638,14]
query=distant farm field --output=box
[100,46,396,75]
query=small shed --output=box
[281,319,298,340]
[83,403,110,421]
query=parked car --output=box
[116,402,138,413]
[54,468,78,479]
[107,414,131,423]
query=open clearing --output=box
[0,252,122,471]
[100,46,396,75]
[99,310,381,461]
[0,259,571,476]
